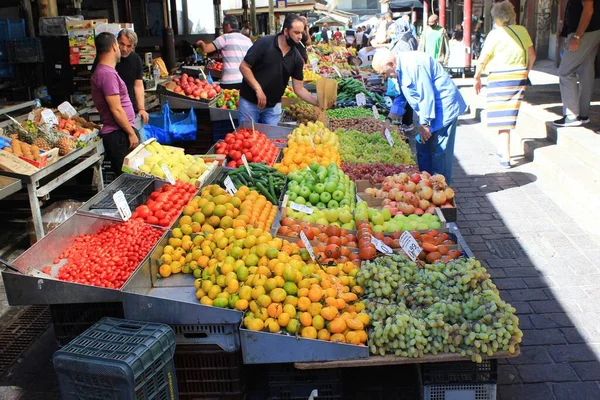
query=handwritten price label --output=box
[41,109,58,126]
[311,58,318,72]
[356,93,366,107]
[370,235,393,255]
[384,128,394,147]
[224,176,237,195]
[333,66,342,78]
[57,101,78,118]
[161,164,175,184]
[372,105,379,118]
[229,112,236,131]
[300,231,316,261]
[241,154,252,176]
[290,202,314,214]
[113,190,132,221]
[399,231,423,261]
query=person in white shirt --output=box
[357,44,376,67]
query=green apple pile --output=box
[285,205,356,231]
[355,201,442,233]
[286,162,356,210]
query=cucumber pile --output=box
[226,163,286,204]
[336,78,386,109]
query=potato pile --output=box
[329,117,399,134]
[6,139,41,161]
[284,102,328,125]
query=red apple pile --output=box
[170,73,221,100]
[214,128,280,168]
[364,172,455,216]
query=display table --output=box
[0,139,105,241]
[0,176,22,201]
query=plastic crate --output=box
[171,323,240,351]
[268,364,342,400]
[174,344,244,400]
[343,365,420,400]
[424,383,496,400]
[0,61,14,79]
[54,317,178,400]
[50,302,125,346]
[7,38,43,63]
[0,19,26,40]
[212,119,237,143]
[0,40,6,61]
[422,360,498,385]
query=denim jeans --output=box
[238,97,282,125]
[416,118,458,184]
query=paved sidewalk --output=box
[454,117,600,399]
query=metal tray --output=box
[121,232,244,325]
[209,106,239,122]
[1,213,167,306]
[239,322,369,364]
[239,121,292,142]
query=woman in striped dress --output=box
[474,1,536,168]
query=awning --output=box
[388,0,424,10]
[313,14,348,27]
[225,4,315,16]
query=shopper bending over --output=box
[373,49,467,184]
[474,1,535,168]
[196,15,253,90]
[91,32,139,177]
[238,14,319,125]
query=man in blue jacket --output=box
[373,48,467,184]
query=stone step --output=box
[554,126,600,168]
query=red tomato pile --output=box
[171,73,221,100]
[132,181,198,227]
[50,219,163,289]
[411,230,462,263]
[214,128,279,168]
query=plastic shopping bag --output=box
[142,104,172,144]
[169,106,197,142]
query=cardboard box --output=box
[18,148,59,169]
[0,150,41,175]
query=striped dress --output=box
[486,68,528,130]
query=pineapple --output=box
[56,137,74,156]
[41,128,61,147]
[32,137,51,151]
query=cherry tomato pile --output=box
[411,230,462,263]
[51,219,163,289]
[132,181,198,227]
[214,128,279,168]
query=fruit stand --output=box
[1,44,519,399]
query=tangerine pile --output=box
[275,142,341,174]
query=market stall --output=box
[2,42,516,399]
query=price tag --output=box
[370,235,393,255]
[384,96,393,107]
[241,154,252,176]
[300,231,316,261]
[384,128,394,147]
[372,105,379,119]
[161,164,176,184]
[355,93,366,107]
[55,64,62,69]
[229,112,236,132]
[356,191,362,202]
[311,58,318,73]
[290,202,313,214]
[399,231,423,261]
[27,112,35,121]
[58,101,78,118]
[333,66,342,78]
[224,176,237,195]
[41,109,58,126]
[113,190,132,221]
[308,134,315,149]
[251,119,255,133]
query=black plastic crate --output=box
[422,359,498,385]
[7,38,43,63]
[343,365,420,400]
[174,344,245,400]
[268,364,342,400]
[50,302,125,346]
[53,317,177,400]
[212,119,237,143]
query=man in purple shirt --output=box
[91,32,139,176]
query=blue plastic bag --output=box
[143,104,172,144]
[386,77,400,97]
[169,106,197,142]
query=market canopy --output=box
[388,0,424,10]
[313,14,348,27]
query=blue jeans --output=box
[238,97,282,125]
[416,119,458,184]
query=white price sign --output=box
[300,231,316,261]
[57,101,78,118]
[229,112,236,132]
[399,231,423,261]
[355,93,366,107]
[161,164,176,184]
[241,154,252,176]
[333,66,342,78]
[384,96,393,107]
[27,112,35,121]
[224,176,237,195]
[311,58,318,72]
[372,105,379,118]
[384,128,394,147]
[290,202,313,214]
[113,190,132,221]
[370,235,393,255]
[41,109,58,126]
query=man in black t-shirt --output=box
[115,29,148,124]
[238,14,319,125]
[554,0,600,127]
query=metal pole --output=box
[124,0,133,22]
[20,0,35,37]
[170,0,179,34]
[182,0,189,35]
[38,0,58,17]
[424,1,429,31]
[250,0,257,35]
[439,0,446,28]
[214,0,222,36]
[464,0,472,68]
[411,9,417,26]
[268,0,275,34]
[242,0,249,26]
